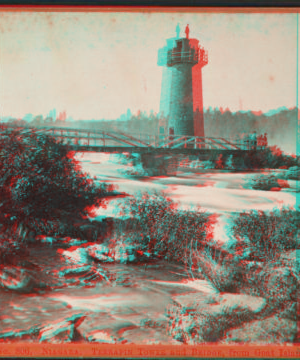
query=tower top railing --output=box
[158,46,208,67]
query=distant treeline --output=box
[75,110,161,135]
[203,108,298,154]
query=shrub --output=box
[0,239,29,266]
[121,191,213,264]
[202,160,215,169]
[0,129,113,242]
[232,208,299,262]
[230,155,246,171]
[193,247,244,293]
[243,146,297,170]
[262,264,297,306]
[203,146,296,171]
[250,174,290,191]
[285,166,300,181]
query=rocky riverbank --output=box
[0,236,298,344]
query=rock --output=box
[17,260,40,271]
[113,244,137,264]
[37,236,88,248]
[0,266,37,292]
[286,166,300,180]
[77,311,121,340]
[242,260,264,272]
[172,292,215,312]
[59,264,109,286]
[211,293,267,315]
[59,265,93,277]
[139,318,167,329]
[167,302,247,343]
[79,224,98,241]
[36,235,57,245]
[62,243,139,265]
[127,254,136,262]
[121,326,171,345]
[86,330,118,343]
[279,250,300,278]
[114,251,129,264]
[60,238,88,247]
[224,315,297,343]
[0,326,40,342]
[280,249,300,262]
[276,301,298,321]
[0,315,87,343]
[86,266,110,283]
[91,253,113,262]
[263,267,297,305]
[168,292,267,344]
[166,303,204,344]
[61,247,91,265]
[42,237,56,245]
[39,314,86,343]
[88,244,114,263]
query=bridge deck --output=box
[69,145,254,155]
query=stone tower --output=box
[157,25,208,137]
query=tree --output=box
[31,115,44,126]
[0,130,113,242]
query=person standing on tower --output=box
[185,24,190,39]
[176,23,180,38]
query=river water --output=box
[77,152,297,244]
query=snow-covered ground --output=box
[76,152,297,245]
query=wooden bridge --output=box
[0,124,256,155]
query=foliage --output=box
[202,147,296,171]
[0,129,112,241]
[122,191,213,264]
[193,247,244,293]
[232,208,299,261]
[190,207,299,301]
[284,166,300,181]
[0,239,29,265]
[242,147,297,170]
[250,174,290,191]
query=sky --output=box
[0,10,298,120]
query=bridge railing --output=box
[156,135,243,150]
[0,123,248,150]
